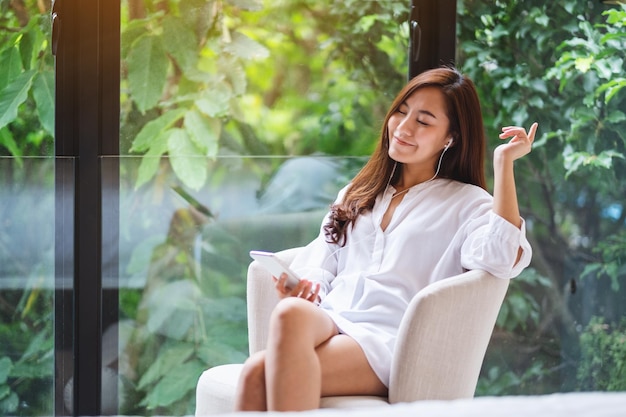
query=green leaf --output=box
[0,127,22,159]
[0,357,13,384]
[0,47,23,91]
[135,133,169,189]
[606,109,626,124]
[167,128,208,190]
[32,71,55,135]
[223,32,269,60]
[183,109,220,156]
[144,280,201,338]
[127,35,168,112]
[196,341,247,367]
[195,84,232,118]
[130,108,187,153]
[0,391,19,414]
[162,16,198,73]
[218,55,247,96]
[0,385,10,400]
[19,27,38,71]
[137,343,195,390]
[597,78,626,104]
[0,70,35,131]
[140,360,206,409]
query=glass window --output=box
[457,1,626,395]
[114,1,408,414]
[0,1,57,415]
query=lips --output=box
[393,136,414,146]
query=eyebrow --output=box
[418,109,437,119]
[399,102,438,119]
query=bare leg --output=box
[266,297,387,411]
[235,297,387,412]
[265,297,338,411]
[317,334,387,397]
[234,351,267,411]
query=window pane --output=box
[116,1,407,414]
[103,155,365,414]
[0,157,72,416]
[457,1,626,396]
[1,2,58,415]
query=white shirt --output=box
[290,178,532,387]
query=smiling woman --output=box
[230,66,534,412]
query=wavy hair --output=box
[324,67,487,246]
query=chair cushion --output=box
[320,396,389,409]
[196,364,242,415]
[195,364,389,415]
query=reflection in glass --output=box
[0,158,58,415]
[103,155,365,414]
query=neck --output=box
[395,170,437,190]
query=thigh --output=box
[317,334,388,397]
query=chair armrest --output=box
[247,247,302,355]
[389,270,509,403]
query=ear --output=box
[444,138,454,150]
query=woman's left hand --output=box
[495,122,538,162]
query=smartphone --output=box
[249,250,301,289]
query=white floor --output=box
[201,392,626,417]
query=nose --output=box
[395,115,415,137]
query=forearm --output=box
[492,153,522,229]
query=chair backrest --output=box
[389,269,509,402]
[246,248,300,355]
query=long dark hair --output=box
[324,67,487,246]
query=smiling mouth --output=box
[393,136,413,146]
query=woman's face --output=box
[387,86,451,174]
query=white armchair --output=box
[195,247,509,415]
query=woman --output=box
[234,66,536,411]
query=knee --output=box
[270,297,312,329]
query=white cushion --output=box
[195,364,243,415]
[195,364,389,415]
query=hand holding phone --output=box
[249,250,301,289]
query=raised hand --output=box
[495,122,538,162]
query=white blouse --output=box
[290,178,532,387]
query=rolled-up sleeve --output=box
[461,211,532,279]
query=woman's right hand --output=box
[274,273,321,303]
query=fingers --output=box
[499,122,539,144]
[274,273,320,303]
[528,122,538,141]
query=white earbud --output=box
[444,139,453,150]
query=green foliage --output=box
[119,204,249,415]
[122,0,407,190]
[0,291,54,415]
[459,0,626,395]
[0,158,55,415]
[0,8,54,158]
[477,360,549,396]
[581,231,626,291]
[576,317,626,391]
[121,0,269,189]
[497,268,552,332]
